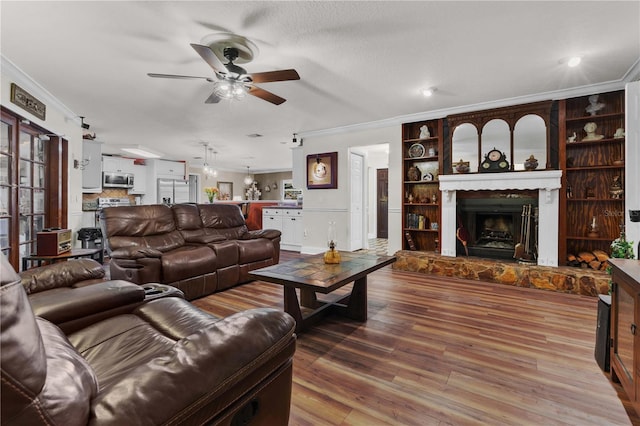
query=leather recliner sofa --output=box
[1,254,297,425]
[101,203,281,300]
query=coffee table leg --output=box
[346,276,368,321]
[284,287,305,333]
[300,288,318,308]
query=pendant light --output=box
[243,166,253,186]
[202,142,215,178]
[210,149,218,177]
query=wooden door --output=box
[376,168,388,238]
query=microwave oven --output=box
[103,172,134,188]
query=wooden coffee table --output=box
[249,252,395,332]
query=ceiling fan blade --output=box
[190,43,228,73]
[250,69,300,83]
[204,92,221,104]
[248,86,286,105]
[148,73,214,82]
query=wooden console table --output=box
[22,248,104,271]
[609,258,640,417]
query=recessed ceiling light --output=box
[567,56,582,67]
[421,87,437,97]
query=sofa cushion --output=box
[102,205,185,252]
[237,239,275,264]
[161,245,217,283]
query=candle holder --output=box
[587,216,599,238]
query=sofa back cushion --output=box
[172,203,206,241]
[1,254,97,426]
[101,205,185,252]
[198,204,249,240]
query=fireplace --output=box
[439,170,562,267]
[457,193,537,260]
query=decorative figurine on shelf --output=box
[455,159,470,173]
[324,221,341,264]
[585,94,605,116]
[584,183,596,199]
[587,216,600,238]
[567,132,577,143]
[432,193,438,203]
[524,155,539,171]
[407,165,421,181]
[566,184,573,199]
[407,193,414,204]
[583,122,604,141]
[614,128,625,138]
[610,175,624,199]
[419,125,430,139]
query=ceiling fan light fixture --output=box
[213,79,248,100]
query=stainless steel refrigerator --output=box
[157,178,192,205]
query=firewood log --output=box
[589,260,601,270]
[593,249,609,262]
[578,251,596,263]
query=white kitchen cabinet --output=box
[263,208,302,251]
[155,159,186,179]
[82,141,102,193]
[129,163,147,194]
[102,155,134,174]
[282,209,303,248]
[262,208,283,232]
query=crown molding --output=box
[300,79,631,139]
[1,55,81,126]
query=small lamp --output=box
[324,221,341,264]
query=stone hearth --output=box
[393,250,609,296]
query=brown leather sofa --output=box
[101,203,281,300]
[1,254,297,425]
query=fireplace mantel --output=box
[438,170,563,266]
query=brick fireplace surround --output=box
[392,170,610,296]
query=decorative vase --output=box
[208,195,214,203]
[524,155,538,171]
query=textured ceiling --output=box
[2,1,639,172]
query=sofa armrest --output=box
[243,229,281,240]
[28,280,145,325]
[20,258,106,295]
[90,308,296,425]
[109,246,163,259]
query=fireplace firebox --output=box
[457,194,537,260]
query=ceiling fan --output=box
[148,41,300,105]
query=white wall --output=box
[1,56,84,244]
[625,81,640,253]
[299,126,400,254]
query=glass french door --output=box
[1,108,58,271]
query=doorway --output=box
[376,168,388,238]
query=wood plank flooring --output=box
[192,251,639,426]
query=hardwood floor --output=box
[192,251,639,425]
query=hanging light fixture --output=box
[243,166,253,186]
[210,148,218,177]
[202,142,215,178]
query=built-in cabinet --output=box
[401,119,443,251]
[263,208,303,251]
[81,141,102,193]
[155,159,186,179]
[609,258,640,418]
[559,90,626,263]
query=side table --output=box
[22,248,104,271]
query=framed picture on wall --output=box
[217,181,233,200]
[307,152,338,189]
